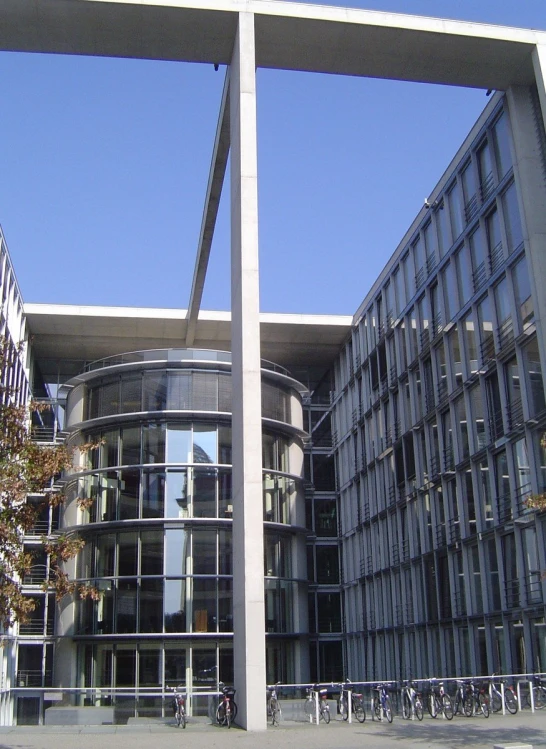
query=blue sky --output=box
[1,0,545,316]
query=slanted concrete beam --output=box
[186,69,231,346]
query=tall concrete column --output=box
[505,80,546,370]
[230,12,266,731]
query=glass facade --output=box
[334,99,546,682]
[57,350,308,717]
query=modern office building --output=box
[0,0,545,730]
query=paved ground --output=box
[1,710,545,749]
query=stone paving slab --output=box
[0,711,545,749]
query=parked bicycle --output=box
[216,683,237,728]
[525,675,546,710]
[400,680,423,721]
[338,679,366,722]
[490,675,518,714]
[465,680,490,718]
[267,683,282,726]
[426,678,453,720]
[169,685,186,728]
[304,684,331,723]
[453,679,470,716]
[371,683,393,723]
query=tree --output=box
[0,337,97,630]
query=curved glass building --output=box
[55,349,309,720]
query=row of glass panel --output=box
[338,434,545,562]
[80,422,292,474]
[335,333,544,488]
[352,106,514,363]
[75,577,301,636]
[80,369,294,424]
[77,527,293,579]
[69,468,298,524]
[77,640,298,696]
[347,613,546,681]
[340,250,535,435]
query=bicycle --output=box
[267,683,282,726]
[371,683,393,723]
[400,680,423,721]
[490,675,518,714]
[525,676,546,710]
[338,679,366,722]
[216,683,237,728]
[304,684,331,724]
[169,686,186,728]
[426,679,453,720]
[465,681,490,718]
[453,680,470,716]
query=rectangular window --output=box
[448,182,464,241]
[486,209,504,273]
[461,312,478,376]
[492,112,512,179]
[523,337,546,416]
[502,181,523,254]
[512,255,533,331]
[469,383,487,452]
[455,246,473,308]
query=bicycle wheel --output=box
[371,697,380,720]
[339,696,348,720]
[442,694,454,720]
[216,704,226,726]
[536,687,546,709]
[491,692,502,713]
[304,697,314,720]
[505,689,518,715]
[428,693,438,718]
[231,700,238,721]
[270,699,281,726]
[176,709,182,728]
[402,693,411,720]
[353,698,366,723]
[226,704,232,728]
[415,697,424,721]
[321,706,331,724]
[479,693,490,718]
[384,697,393,723]
[181,710,186,729]
[463,696,474,717]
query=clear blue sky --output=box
[0,0,544,316]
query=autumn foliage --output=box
[0,338,97,630]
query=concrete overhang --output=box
[24,303,352,379]
[0,1,545,90]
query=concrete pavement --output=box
[1,710,545,749]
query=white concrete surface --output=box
[229,11,267,731]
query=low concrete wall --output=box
[44,706,114,725]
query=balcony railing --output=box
[504,578,520,609]
[480,172,496,203]
[16,670,53,688]
[435,522,447,547]
[473,260,488,293]
[497,317,514,352]
[489,240,504,274]
[464,194,479,224]
[495,491,513,524]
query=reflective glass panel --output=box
[164,580,187,633]
[165,469,189,518]
[166,425,191,464]
[193,468,217,518]
[193,425,217,464]
[165,529,190,576]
